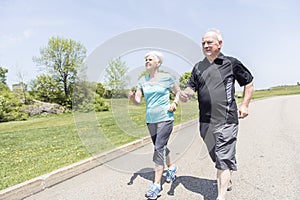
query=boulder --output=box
[21,100,65,116]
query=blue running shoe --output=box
[166,164,177,183]
[145,183,162,199]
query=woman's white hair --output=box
[145,51,164,66]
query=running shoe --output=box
[166,164,177,183]
[145,183,162,199]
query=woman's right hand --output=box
[129,88,142,105]
[128,91,135,100]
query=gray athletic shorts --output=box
[200,123,238,171]
[147,120,173,166]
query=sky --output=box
[0,0,300,90]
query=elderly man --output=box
[180,29,254,200]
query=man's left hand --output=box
[238,104,249,119]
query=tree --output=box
[0,66,8,84]
[33,36,86,107]
[179,72,191,89]
[29,74,64,104]
[72,80,96,112]
[179,71,197,99]
[16,70,28,103]
[95,82,106,98]
[104,57,129,98]
[0,66,9,91]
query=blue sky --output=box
[1,0,299,90]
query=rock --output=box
[20,100,65,116]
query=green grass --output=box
[253,85,300,99]
[235,85,300,102]
[0,99,198,190]
[1,85,300,190]
[0,114,90,190]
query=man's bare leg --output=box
[217,169,231,200]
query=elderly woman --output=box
[128,51,180,199]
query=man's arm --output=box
[238,81,254,119]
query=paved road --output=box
[25,95,300,200]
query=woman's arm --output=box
[128,87,142,105]
[169,83,181,112]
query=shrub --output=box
[95,94,109,112]
[0,91,28,122]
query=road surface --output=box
[24,95,300,200]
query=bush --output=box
[0,91,28,122]
[95,94,109,112]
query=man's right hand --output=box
[179,87,194,102]
[179,91,189,102]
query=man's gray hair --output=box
[145,51,164,65]
[207,29,223,41]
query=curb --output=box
[0,119,198,200]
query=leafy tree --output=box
[103,89,112,99]
[72,81,110,112]
[179,71,197,99]
[95,82,106,98]
[0,68,9,91]
[138,69,168,79]
[138,69,150,79]
[0,66,8,84]
[104,57,129,98]
[29,74,64,104]
[33,36,86,107]
[179,72,191,89]
[0,82,9,92]
[72,80,96,112]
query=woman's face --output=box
[145,55,160,71]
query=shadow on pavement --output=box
[127,167,155,185]
[168,176,218,200]
[127,168,217,200]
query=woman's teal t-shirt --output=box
[137,73,175,123]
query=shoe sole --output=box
[146,195,161,200]
[146,193,161,200]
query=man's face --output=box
[202,32,222,60]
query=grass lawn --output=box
[252,85,300,99]
[0,99,198,190]
[0,84,299,190]
[0,114,89,190]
